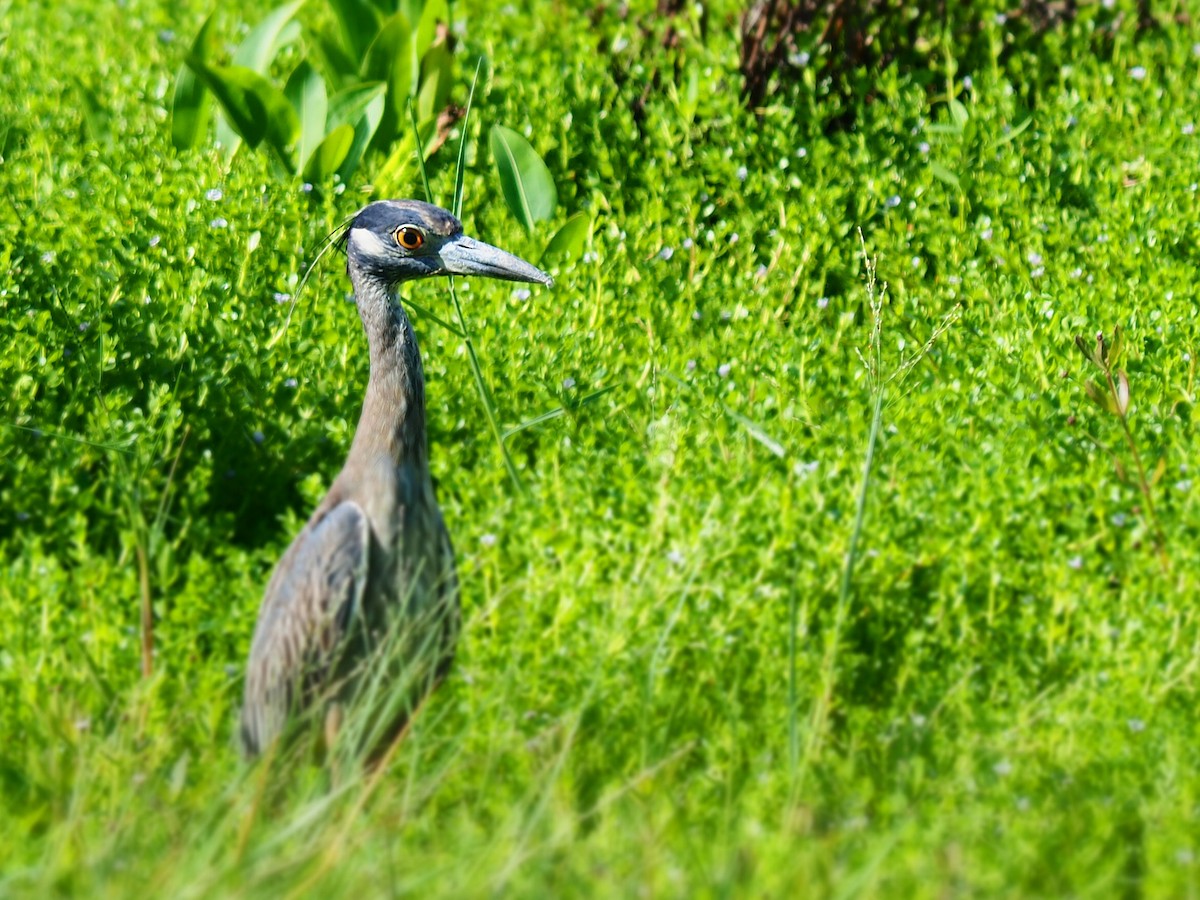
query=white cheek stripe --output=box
[349,227,394,258]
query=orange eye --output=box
[395,225,425,251]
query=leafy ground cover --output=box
[3,0,1200,895]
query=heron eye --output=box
[395,226,425,251]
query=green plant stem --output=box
[1104,369,1170,574]
[448,278,525,496]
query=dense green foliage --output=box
[3,0,1200,894]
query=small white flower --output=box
[40,251,55,264]
[911,256,921,268]
[755,264,769,278]
[1130,66,1147,81]
[666,549,685,567]
[817,296,829,309]
[718,363,732,377]
[1184,124,1196,135]
[1031,266,1044,278]
[1070,267,1083,278]
[480,533,497,547]
[300,183,313,193]
[1068,555,1083,570]
[513,288,531,301]
[1027,251,1043,266]
[728,232,739,245]
[1128,718,1146,733]
[735,166,748,182]
[659,246,674,261]
[273,292,292,304]
[681,238,694,250]
[74,717,92,733]
[981,228,993,240]
[994,12,1007,24]
[685,359,696,372]
[1111,513,1127,527]
[796,147,807,158]
[918,141,930,154]
[205,188,223,202]
[1175,479,1193,492]
[284,377,298,388]
[149,235,161,247]
[562,377,576,389]
[582,251,598,263]
[963,75,973,90]
[210,217,228,229]
[885,194,901,208]
[793,460,818,479]
[788,51,810,67]
[993,760,1012,777]
[692,310,702,321]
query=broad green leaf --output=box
[364,11,414,100]
[489,125,557,231]
[313,31,360,86]
[363,11,414,146]
[329,0,383,60]
[416,42,452,121]
[187,62,298,166]
[541,213,590,265]
[327,81,387,179]
[400,0,425,33]
[929,162,961,192]
[285,61,327,176]
[949,99,969,129]
[171,61,211,150]
[233,0,305,74]
[415,0,448,59]
[302,123,355,181]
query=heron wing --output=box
[240,500,369,755]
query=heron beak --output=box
[437,235,554,286]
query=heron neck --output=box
[346,274,428,470]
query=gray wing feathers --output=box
[240,501,369,755]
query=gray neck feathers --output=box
[346,267,428,468]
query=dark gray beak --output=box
[437,234,553,286]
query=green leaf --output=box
[363,11,414,146]
[452,58,483,219]
[1115,370,1130,416]
[171,61,211,150]
[327,81,387,179]
[302,123,355,181]
[187,62,298,166]
[285,61,328,176]
[329,0,383,60]
[541,213,590,265]
[1084,379,1118,415]
[949,99,969,130]
[417,42,452,121]
[489,124,557,231]
[929,162,961,192]
[364,12,414,99]
[233,0,305,74]
[415,0,448,59]
[992,116,1032,147]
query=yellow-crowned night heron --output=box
[240,200,551,756]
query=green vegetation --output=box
[3,0,1200,894]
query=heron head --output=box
[344,199,553,288]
